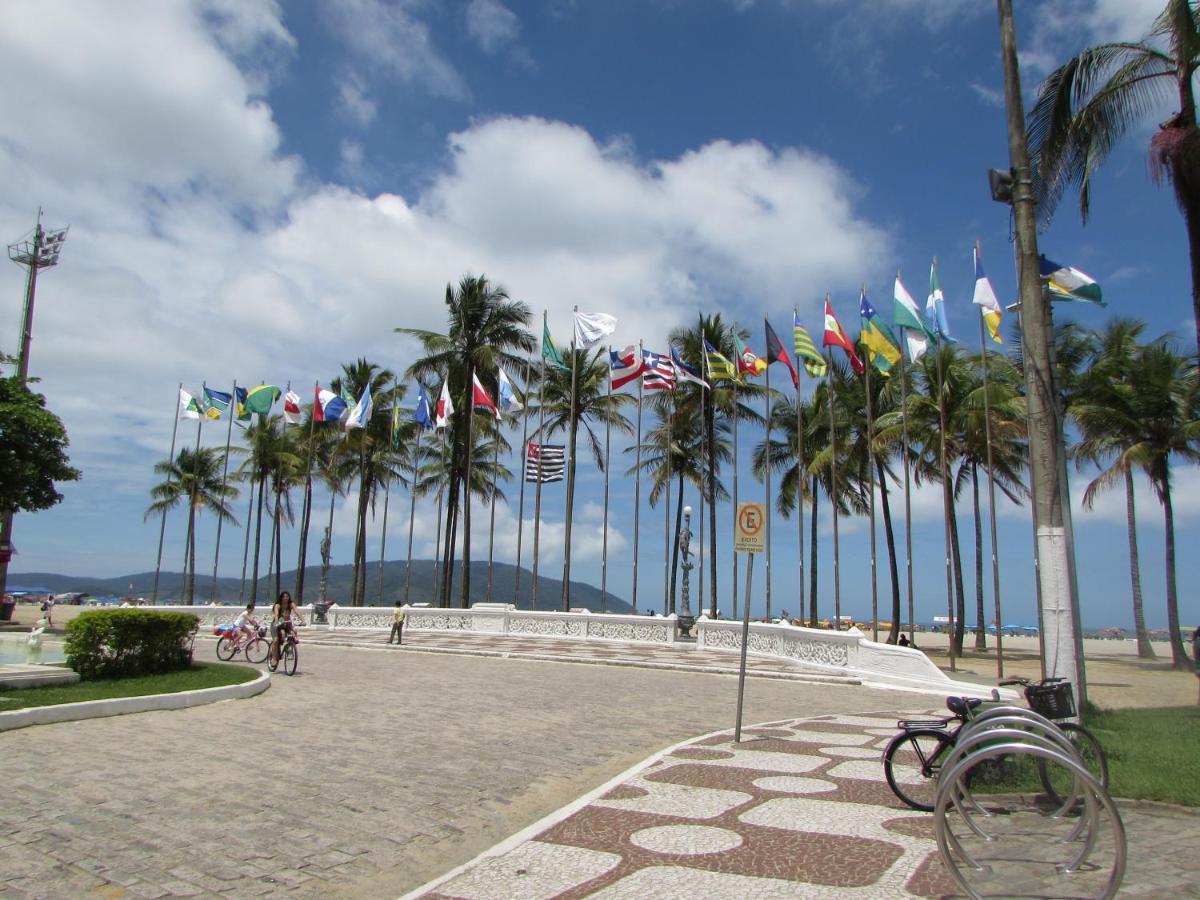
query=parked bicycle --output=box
[884,695,983,811]
[213,623,270,664]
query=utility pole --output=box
[0,213,69,598]
[996,0,1086,708]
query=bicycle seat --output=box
[946,696,983,718]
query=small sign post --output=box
[734,503,766,742]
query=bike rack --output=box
[930,721,1126,900]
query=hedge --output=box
[64,610,199,680]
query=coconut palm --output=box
[236,415,299,606]
[1072,319,1159,657]
[293,416,346,604]
[538,347,634,609]
[400,276,534,608]
[1027,0,1200,355]
[146,446,238,605]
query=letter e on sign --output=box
[735,502,766,553]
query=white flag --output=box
[345,385,373,429]
[435,380,454,429]
[282,390,303,425]
[573,310,617,348]
[893,277,929,363]
[497,368,522,414]
[179,388,202,420]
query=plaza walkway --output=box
[1,632,1197,898]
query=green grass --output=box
[1086,705,1200,807]
[0,663,259,711]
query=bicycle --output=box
[267,624,300,676]
[998,675,1108,805]
[884,695,983,811]
[214,624,270,664]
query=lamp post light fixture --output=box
[678,505,695,638]
[0,211,70,599]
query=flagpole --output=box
[561,308,580,611]
[434,428,447,606]
[895,280,917,644]
[764,319,772,622]
[514,357,532,603]
[632,340,643,613]
[487,408,499,603]
[238,471,254,604]
[731,375,739,619]
[862,308,879,643]
[294,382,318,604]
[701,317,715,619]
[933,259,957,671]
[209,381,238,603]
[376,388,398,603]
[601,347,612,612]
[663,404,671,616]
[977,242,1005,676]
[532,325,548,610]
[826,325,842,631]
[152,382,184,605]
[184,386,205,604]
[794,308,806,625]
[405,420,421,605]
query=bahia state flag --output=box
[610,345,645,389]
[203,387,232,420]
[525,442,565,483]
[1040,255,1104,305]
[244,384,281,415]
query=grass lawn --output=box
[0,663,259,711]
[1087,705,1200,807]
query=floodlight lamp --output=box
[683,506,692,517]
[988,168,1014,204]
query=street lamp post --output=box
[678,506,695,637]
[0,211,70,598]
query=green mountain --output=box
[11,560,634,613]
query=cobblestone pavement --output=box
[410,711,1200,899]
[0,638,896,899]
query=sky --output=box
[1,0,1197,630]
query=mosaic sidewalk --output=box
[405,711,1184,900]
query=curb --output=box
[0,668,271,733]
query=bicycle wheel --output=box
[1038,722,1109,805]
[283,642,297,676]
[215,637,237,661]
[884,729,953,812]
[245,637,269,665]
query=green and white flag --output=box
[893,276,932,362]
[179,388,204,420]
[542,321,569,371]
[1040,255,1104,305]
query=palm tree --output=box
[236,416,298,606]
[539,347,635,609]
[400,275,534,608]
[1027,0,1200,355]
[1072,319,1158,657]
[146,446,238,605]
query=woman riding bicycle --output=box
[269,591,304,667]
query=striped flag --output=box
[704,339,738,381]
[670,345,708,389]
[973,246,1004,344]
[610,345,644,389]
[1040,255,1104,305]
[525,442,565,483]
[823,298,865,375]
[792,313,828,377]
[641,349,676,391]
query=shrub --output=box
[64,610,199,680]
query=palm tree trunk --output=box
[272,479,283,601]
[1160,472,1188,668]
[1173,59,1200,358]
[706,385,718,617]
[1125,468,1154,658]
[249,467,266,605]
[809,473,818,627]
[319,489,335,603]
[669,470,684,613]
[355,472,369,606]
[877,458,900,643]
[186,504,197,605]
[972,463,987,651]
[295,473,313,604]
[949,494,966,656]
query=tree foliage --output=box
[0,370,80,515]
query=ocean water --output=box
[0,634,66,666]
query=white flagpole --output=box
[209,381,237,603]
[861,306,879,643]
[663,402,671,615]
[632,340,643,612]
[561,308,580,611]
[487,403,499,603]
[532,319,548,610]
[764,322,772,621]
[601,346,612,612]
[977,241,1006,676]
[404,419,421,605]
[514,357,532,602]
[152,381,184,604]
[376,388,397,603]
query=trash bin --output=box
[0,596,15,622]
[312,601,331,625]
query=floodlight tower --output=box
[0,211,69,596]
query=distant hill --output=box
[11,560,634,612]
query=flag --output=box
[244,384,281,415]
[314,386,348,423]
[345,385,373,429]
[893,276,931,362]
[282,390,303,425]
[792,313,828,378]
[203,387,231,420]
[179,388,203,420]
[823,299,865,374]
[525,442,565,483]
[543,321,569,371]
[573,310,618,348]
[610,345,645,389]
[858,290,901,376]
[414,382,434,430]
[497,368,522,414]
[391,403,403,450]
[472,373,501,419]
[435,380,454,428]
[764,319,799,388]
[704,339,738,381]
[1040,255,1104,305]
[670,345,708,389]
[642,349,677,391]
[926,263,956,343]
[734,334,767,377]
[234,386,252,422]
[973,247,1004,344]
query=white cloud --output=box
[466,0,521,54]
[1024,0,1165,78]
[336,73,378,128]
[969,82,1005,108]
[1071,466,1200,527]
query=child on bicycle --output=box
[232,602,258,647]
[269,591,304,667]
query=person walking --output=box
[388,602,406,645]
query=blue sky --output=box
[1,0,1196,630]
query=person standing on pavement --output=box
[388,601,406,645]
